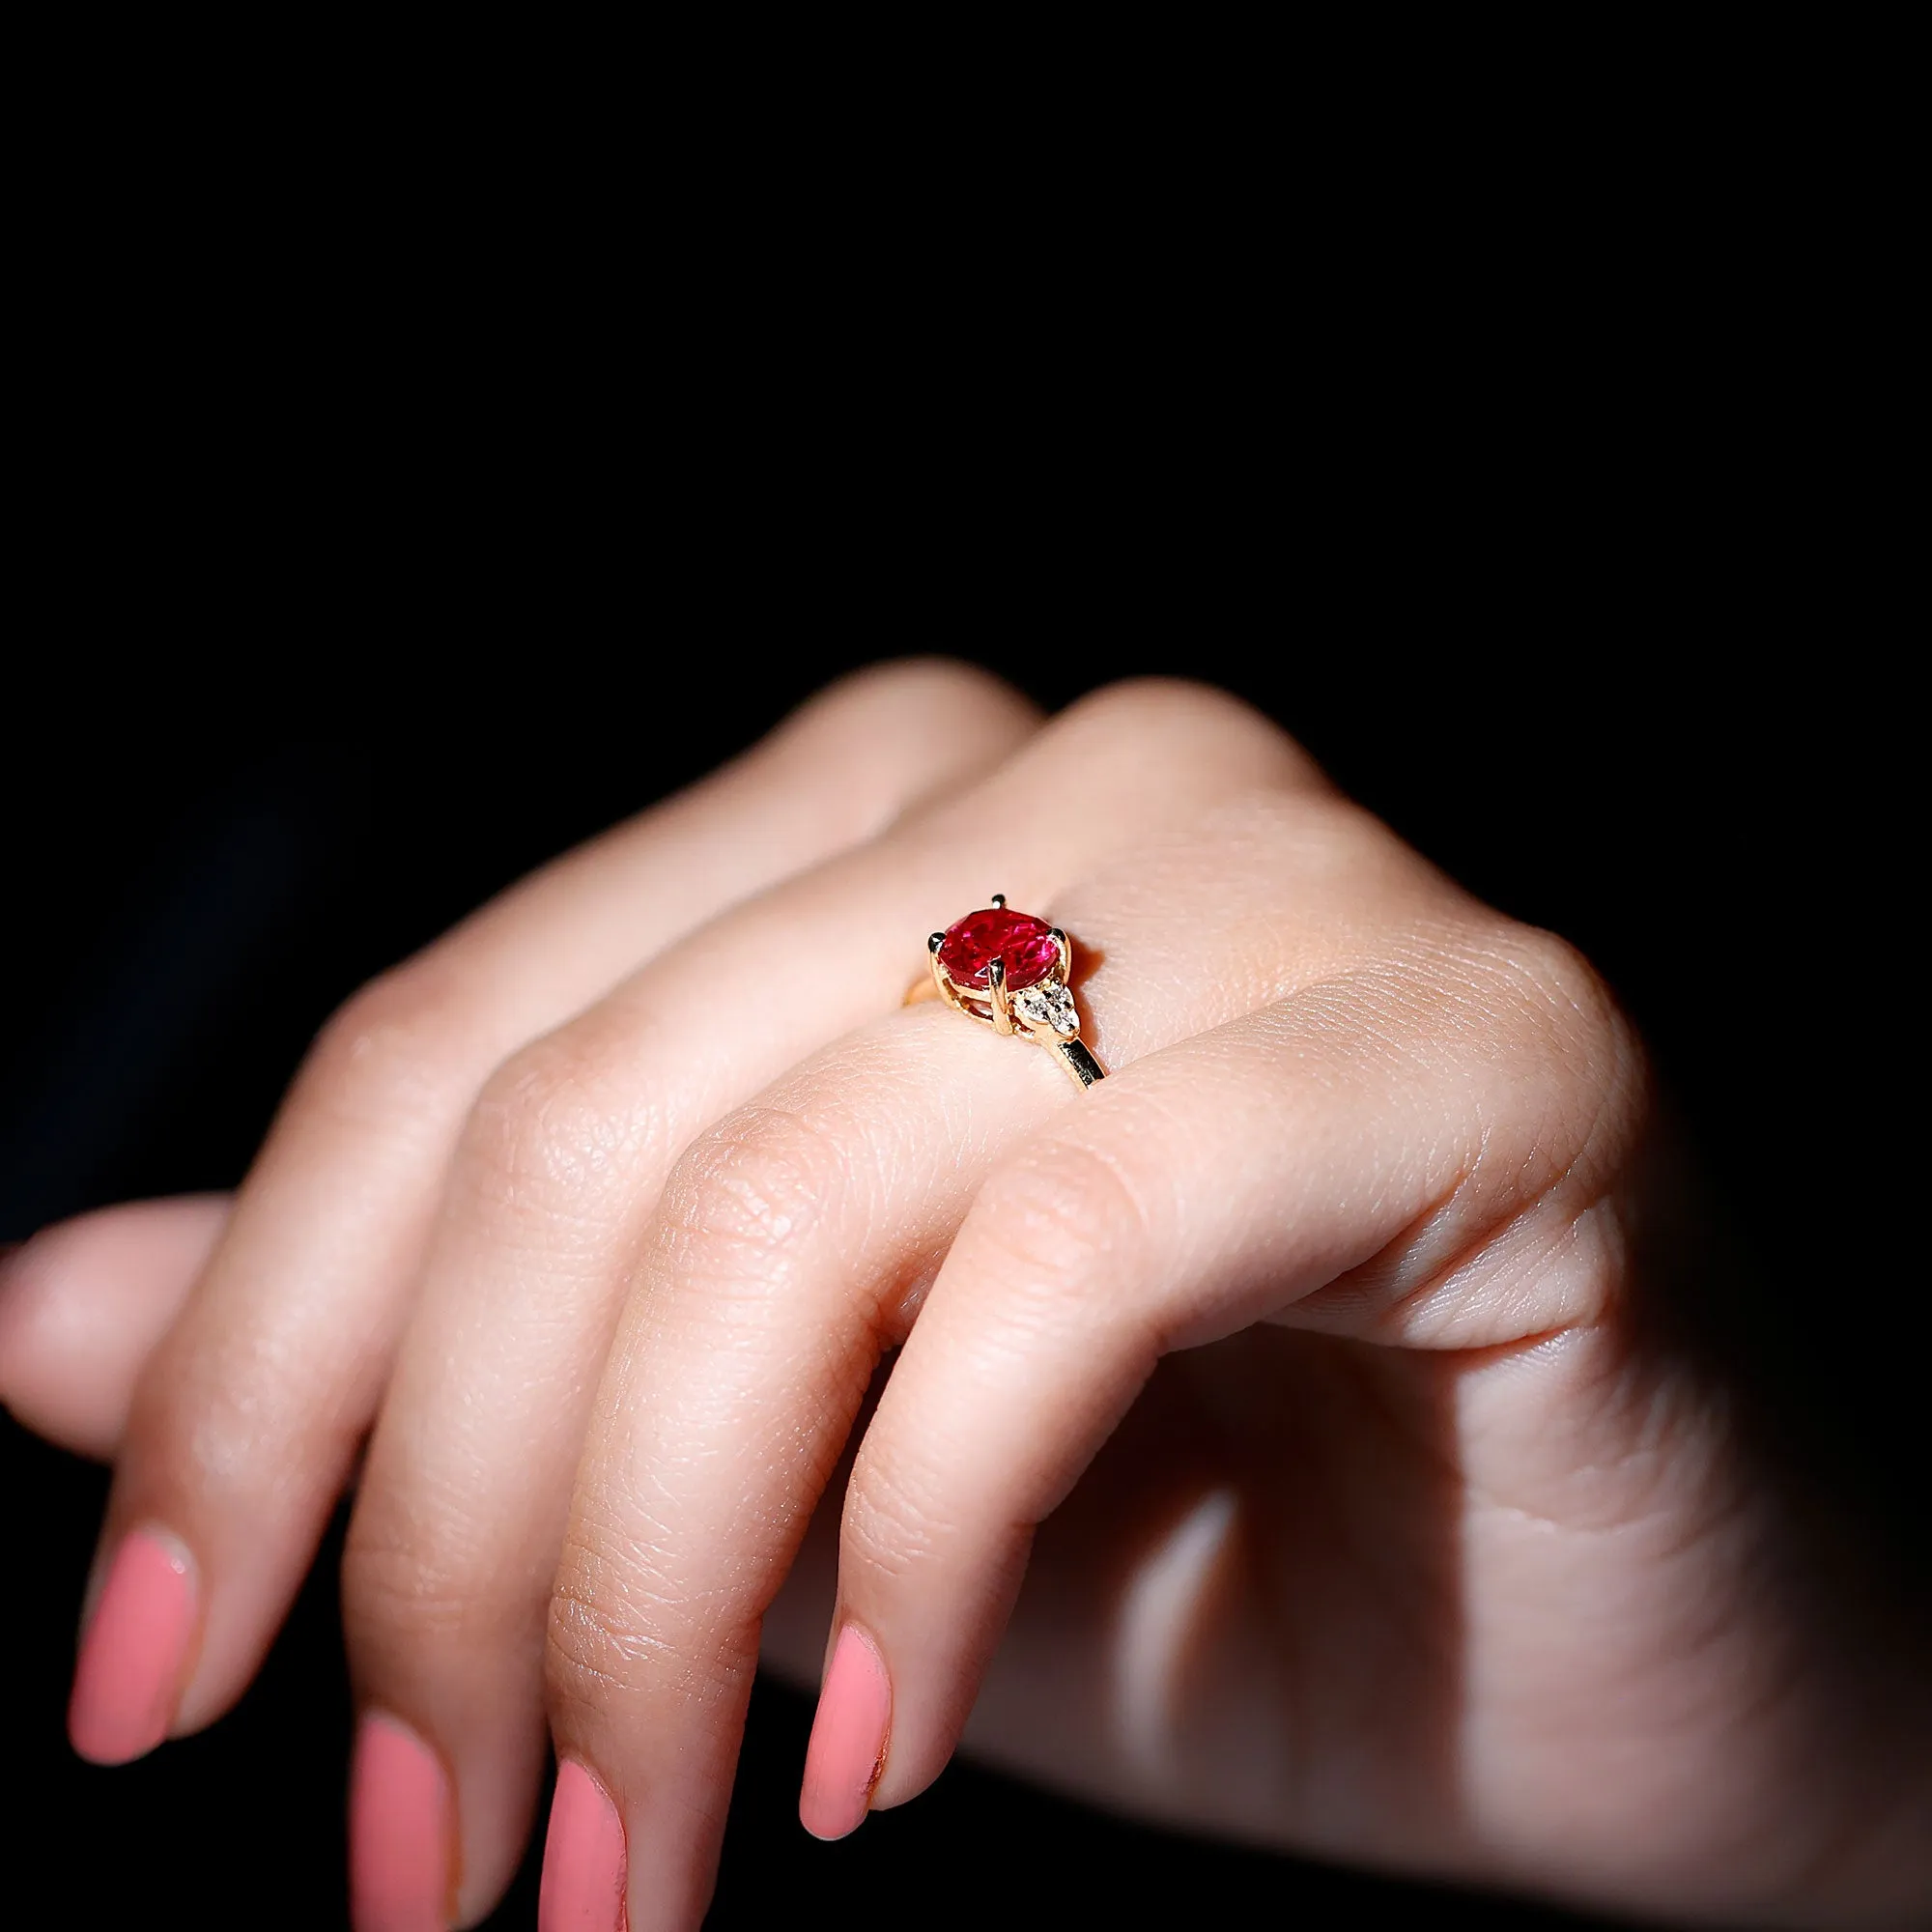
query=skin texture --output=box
[0,663,1926,1930]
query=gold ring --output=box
[905,895,1107,1091]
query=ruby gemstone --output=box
[937,907,1061,992]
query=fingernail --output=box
[68,1525,198,1764]
[350,1712,454,1932]
[540,1760,628,1932]
[800,1623,893,1841]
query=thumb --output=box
[0,1196,231,1459]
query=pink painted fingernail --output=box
[540,1760,628,1932]
[350,1712,454,1932]
[800,1624,893,1841]
[68,1526,198,1764]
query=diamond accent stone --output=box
[1012,980,1078,1036]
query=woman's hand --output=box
[3,664,1925,1931]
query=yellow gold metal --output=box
[987,956,1013,1034]
[1053,1038,1105,1088]
[926,945,962,1012]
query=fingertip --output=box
[68,1526,199,1766]
[350,1711,455,1932]
[799,1625,892,1842]
[540,1761,628,1932]
[0,1197,230,1460]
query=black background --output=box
[0,631,1908,1931]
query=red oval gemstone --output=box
[936,907,1060,992]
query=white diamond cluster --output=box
[1012,980,1078,1036]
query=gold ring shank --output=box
[1053,1038,1106,1088]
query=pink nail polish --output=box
[800,1624,893,1841]
[540,1760,628,1932]
[350,1712,453,1932]
[68,1526,197,1765]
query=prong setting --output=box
[929,944,964,1012]
[987,955,1013,1034]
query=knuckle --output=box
[776,660,1037,819]
[1462,920,1646,1172]
[805,657,1032,736]
[1489,923,1624,1060]
[462,1026,646,1204]
[301,964,466,1127]
[970,1140,1152,1310]
[655,1105,847,1298]
[1057,677,1318,786]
